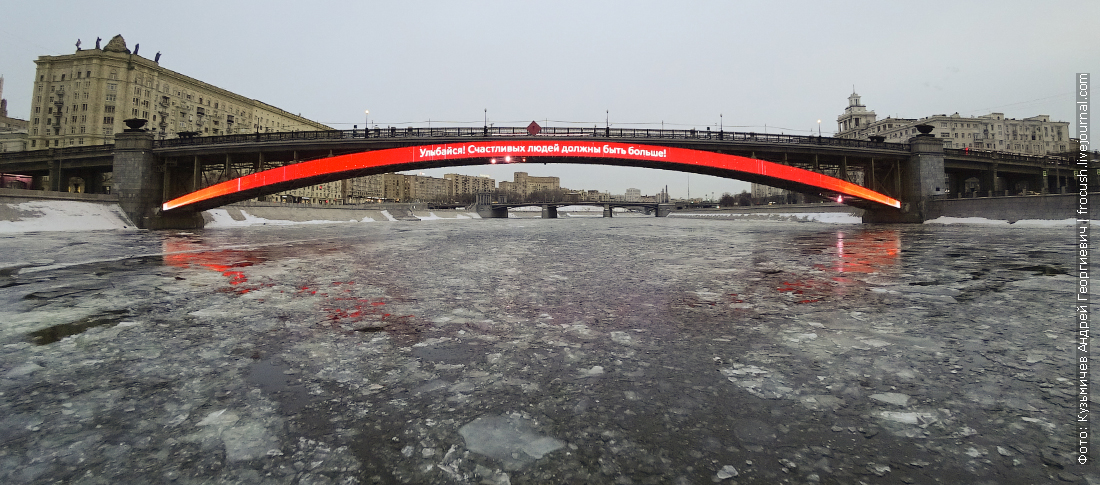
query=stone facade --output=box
[836,92,1070,156]
[836,92,876,137]
[498,172,560,197]
[26,35,330,150]
[281,180,347,204]
[444,173,496,196]
[0,76,29,152]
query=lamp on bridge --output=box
[817,119,822,137]
[364,110,369,137]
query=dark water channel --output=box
[0,218,1086,484]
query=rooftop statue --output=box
[103,35,130,54]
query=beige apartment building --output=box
[280,181,347,204]
[0,76,29,153]
[498,172,560,197]
[754,91,1070,202]
[836,92,1070,155]
[336,172,496,203]
[444,173,496,196]
[26,35,330,150]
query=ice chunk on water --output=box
[717,464,739,479]
[458,414,565,470]
[869,392,911,406]
[192,409,277,462]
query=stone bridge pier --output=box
[863,133,945,223]
[114,131,204,229]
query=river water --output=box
[0,217,1087,484]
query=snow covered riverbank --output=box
[0,198,481,233]
[0,198,1089,233]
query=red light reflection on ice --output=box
[825,229,900,274]
[769,230,901,304]
[163,239,268,294]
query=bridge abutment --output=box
[863,134,945,223]
[603,204,613,218]
[114,131,203,229]
[474,193,509,218]
[541,205,558,219]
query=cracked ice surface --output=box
[0,219,1090,483]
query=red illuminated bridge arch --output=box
[162,140,900,212]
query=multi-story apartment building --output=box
[405,174,450,201]
[281,181,347,204]
[0,76,29,153]
[756,91,1070,202]
[836,92,1070,155]
[444,173,496,197]
[347,174,384,203]
[26,35,330,150]
[498,172,560,197]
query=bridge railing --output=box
[150,126,911,151]
[2,128,1078,167]
[944,148,1071,166]
[0,144,115,161]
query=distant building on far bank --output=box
[498,172,560,198]
[444,173,496,198]
[836,91,1070,156]
[0,76,29,153]
[752,91,1073,204]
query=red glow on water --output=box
[828,230,901,274]
[222,271,247,285]
[162,239,268,294]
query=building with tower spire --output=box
[835,91,877,139]
[834,91,1070,156]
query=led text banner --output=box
[162,141,901,211]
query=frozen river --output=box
[0,218,1087,484]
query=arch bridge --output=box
[0,125,1074,227]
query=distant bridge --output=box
[0,125,1076,227]
[479,198,670,218]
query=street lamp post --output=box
[365,110,369,137]
[817,119,822,137]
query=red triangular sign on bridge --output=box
[527,121,541,136]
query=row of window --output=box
[42,71,93,82]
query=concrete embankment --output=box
[926,193,1095,223]
[669,203,865,224]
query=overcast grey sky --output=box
[1,1,1093,198]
